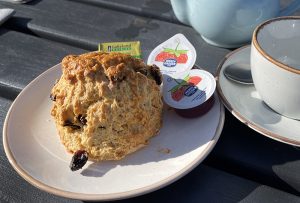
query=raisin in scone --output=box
[50,52,163,161]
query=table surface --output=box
[0,0,300,202]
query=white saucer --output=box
[216,45,300,146]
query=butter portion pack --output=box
[99,41,141,59]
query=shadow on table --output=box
[26,0,43,5]
[205,110,300,196]
[0,28,9,36]
[2,17,37,36]
[82,164,298,203]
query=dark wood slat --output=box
[71,0,180,24]
[205,110,300,196]
[0,29,85,90]
[0,96,298,203]
[0,82,20,100]
[0,0,230,74]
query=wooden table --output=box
[0,0,299,202]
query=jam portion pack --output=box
[163,69,216,118]
[148,34,216,118]
[147,34,196,75]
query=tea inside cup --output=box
[251,16,300,120]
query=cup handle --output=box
[280,0,300,16]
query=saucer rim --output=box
[216,45,300,147]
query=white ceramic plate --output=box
[216,45,300,146]
[3,63,225,201]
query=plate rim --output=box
[216,45,300,147]
[3,63,225,201]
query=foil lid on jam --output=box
[147,33,196,75]
[163,69,216,110]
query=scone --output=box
[50,52,163,161]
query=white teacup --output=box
[251,16,300,120]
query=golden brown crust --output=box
[51,52,163,161]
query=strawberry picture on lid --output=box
[155,43,188,67]
[169,74,202,102]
